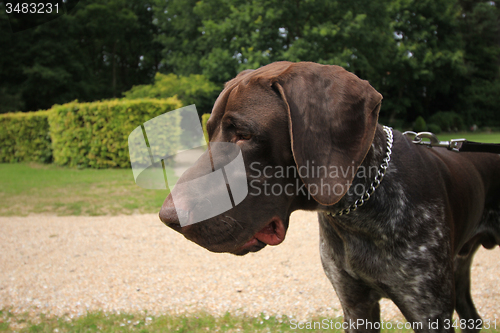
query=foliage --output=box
[0,0,162,113]
[1,0,500,126]
[152,0,500,126]
[152,0,206,77]
[123,73,220,115]
[383,0,467,122]
[427,123,442,134]
[460,78,500,127]
[455,1,500,126]
[413,116,427,132]
[0,87,24,114]
[48,98,182,168]
[429,111,465,132]
[459,0,500,81]
[0,110,52,163]
[202,113,211,143]
[2,309,500,333]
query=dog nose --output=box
[159,194,180,226]
[159,194,192,231]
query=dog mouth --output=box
[233,217,286,254]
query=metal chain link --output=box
[326,126,393,217]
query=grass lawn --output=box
[1,310,498,333]
[426,131,500,143]
[2,135,500,332]
[1,132,499,217]
[0,163,171,216]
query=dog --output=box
[159,61,500,332]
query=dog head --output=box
[159,61,382,255]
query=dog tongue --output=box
[254,218,285,246]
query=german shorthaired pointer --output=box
[159,61,500,332]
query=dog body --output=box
[318,128,500,331]
[160,62,500,332]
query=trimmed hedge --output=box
[0,110,52,163]
[202,113,210,143]
[123,73,220,116]
[429,112,465,132]
[413,116,427,132]
[48,98,183,168]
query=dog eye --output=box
[237,133,252,141]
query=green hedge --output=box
[429,112,465,132]
[48,98,183,168]
[123,73,220,116]
[0,110,52,163]
[202,113,210,143]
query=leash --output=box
[403,131,500,154]
[327,127,500,218]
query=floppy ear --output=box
[271,63,382,206]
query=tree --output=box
[3,0,499,126]
[153,0,472,124]
[0,0,162,112]
[152,0,208,76]
[382,0,467,123]
[458,1,500,126]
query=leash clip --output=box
[403,131,467,152]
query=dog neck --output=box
[288,124,392,218]
[325,124,389,217]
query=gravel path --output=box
[0,211,499,322]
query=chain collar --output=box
[326,126,393,217]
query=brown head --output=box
[159,61,382,255]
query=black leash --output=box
[456,141,500,153]
[403,131,500,154]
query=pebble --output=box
[0,212,498,322]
